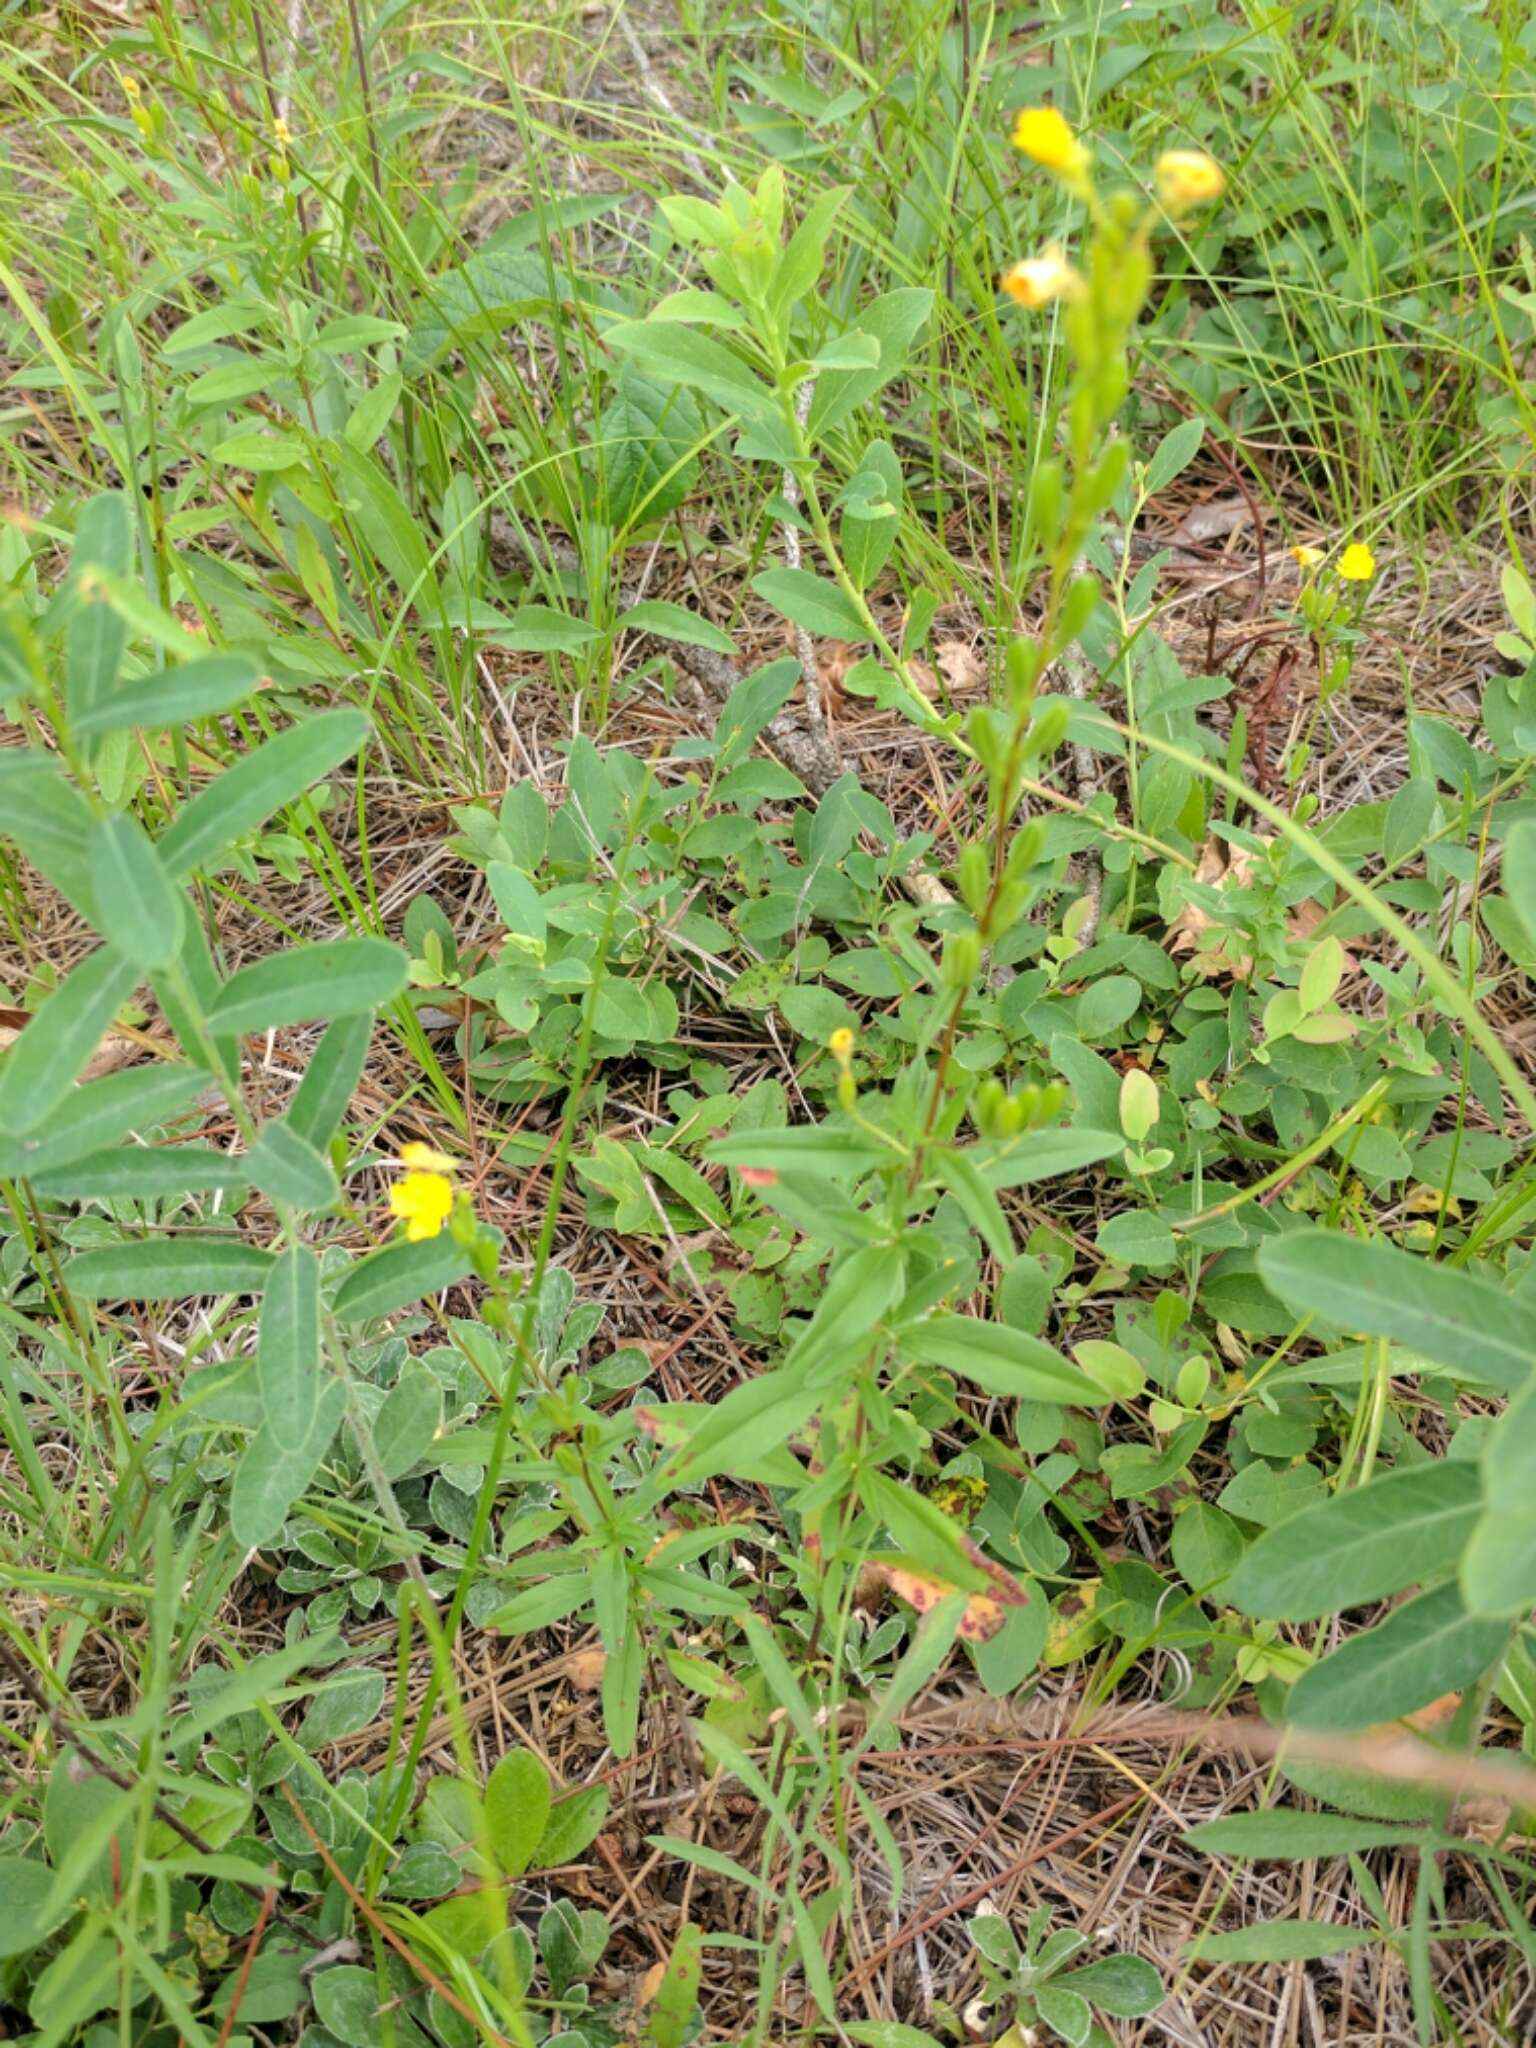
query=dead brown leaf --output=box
[1168,494,1252,548]
[1166,837,1262,979]
[815,643,864,700]
[1167,834,1352,982]
[565,1649,607,1692]
[934,639,986,693]
[1453,1795,1519,1845]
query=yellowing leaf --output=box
[1043,1581,1107,1666]
[864,1546,1027,1642]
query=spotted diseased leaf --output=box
[645,1923,704,2048]
[863,1545,1027,1643]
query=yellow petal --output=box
[1337,542,1376,581]
[1155,149,1225,211]
[1011,106,1090,182]
[1001,245,1080,309]
[388,1170,455,1241]
[399,1141,456,1173]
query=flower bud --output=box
[1011,107,1091,187]
[1006,639,1040,718]
[973,1078,1007,1135]
[1176,1357,1211,1410]
[957,842,991,916]
[1155,149,1225,213]
[1001,245,1083,309]
[941,929,982,989]
[1028,698,1071,759]
[1058,573,1100,644]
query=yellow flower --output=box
[1011,107,1090,183]
[389,1169,454,1242]
[399,1141,456,1173]
[1001,245,1081,309]
[1155,149,1225,211]
[828,1027,856,1062]
[1338,542,1376,582]
[1289,544,1324,569]
[273,117,292,147]
[121,73,141,97]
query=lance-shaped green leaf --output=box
[0,1064,205,1178]
[838,440,903,594]
[67,1238,274,1300]
[149,907,240,1088]
[230,1378,346,1549]
[285,1014,370,1149]
[1187,1922,1379,1965]
[1481,1370,1536,1516]
[246,1120,340,1212]
[0,751,97,920]
[88,813,184,968]
[31,1144,247,1199]
[1501,818,1536,954]
[1286,1580,1511,1729]
[0,947,139,1136]
[787,1242,907,1378]
[75,653,262,737]
[1185,1810,1433,1858]
[902,1316,1107,1406]
[807,288,934,434]
[860,1470,995,1592]
[615,600,736,656]
[751,567,869,642]
[258,1245,322,1454]
[374,1358,442,1478]
[708,1126,892,1176]
[603,318,776,419]
[978,1128,1124,1189]
[484,1747,551,1881]
[65,491,133,727]
[1258,1227,1536,1392]
[1459,1496,1536,1619]
[158,708,370,878]
[204,938,407,1036]
[332,1232,475,1323]
[652,1367,820,1492]
[1229,1461,1482,1621]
